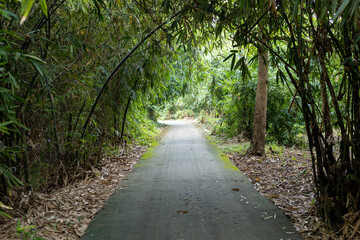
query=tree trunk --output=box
[247,41,268,156]
[120,78,139,144]
[21,112,30,189]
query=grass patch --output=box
[219,142,250,155]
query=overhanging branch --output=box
[81,10,182,137]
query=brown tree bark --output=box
[247,41,268,156]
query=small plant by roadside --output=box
[16,221,46,240]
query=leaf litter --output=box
[0,145,146,239]
[1,136,358,239]
[227,148,360,239]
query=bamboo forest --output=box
[1,0,360,239]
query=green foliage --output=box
[220,142,250,155]
[0,164,23,189]
[159,99,195,119]
[266,86,304,146]
[173,109,195,119]
[161,46,305,146]
[1,0,359,233]
[16,221,46,240]
[0,210,11,218]
[125,101,160,146]
[0,0,177,200]
[265,143,285,155]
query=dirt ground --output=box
[226,147,360,239]
[1,120,358,239]
[0,145,146,239]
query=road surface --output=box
[82,120,302,240]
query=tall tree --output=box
[247,39,269,156]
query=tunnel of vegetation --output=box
[1,0,360,233]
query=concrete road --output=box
[82,120,302,240]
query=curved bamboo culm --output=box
[81,10,182,138]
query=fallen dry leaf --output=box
[226,147,348,239]
[0,145,147,240]
[177,210,188,214]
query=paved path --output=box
[82,120,302,240]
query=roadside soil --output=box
[0,145,146,240]
[224,143,360,239]
[226,149,318,239]
[2,120,357,239]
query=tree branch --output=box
[81,10,182,137]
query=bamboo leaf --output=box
[30,61,45,76]
[230,54,236,70]
[20,0,36,25]
[162,0,171,12]
[0,9,18,20]
[352,1,358,29]
[0,200,13,210]
[0,164,23,187]
[39,0,48,17]
[23,54,46,64]
[215,25,223,39]
[0,121,14,134]
[332,0,351,22]
[92,0,104,20]
[8,73,19,93]
[291,0,299,19]
[0,210,11,219]
[234,56,244,70]
[223,52,235,62]
[331,0,338,15]
[320,2,328,21]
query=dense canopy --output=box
[1,0,360,238]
